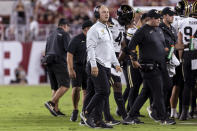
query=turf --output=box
[0,85,196,131]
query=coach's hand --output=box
[132,61,141,68]
[91,67,98,77]
[115,65,122,72]
[68,68,76,79]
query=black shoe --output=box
[122,116,144,125]
[95,121,113,129]
[57,110,65,116]
[136,112,145,117]
[44,101,58,116]
[149,112,161,122]
[80,112,95,128]
[161,118,176,125]
[105,119,121,126]
[79,119,85,126]
[70,110,79,122]
[116,108,121,117]
[179,111,188,121]
[179,106,189,121]
[147,107,160,122]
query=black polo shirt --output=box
[129,24,167,63]
[67,33,87,65]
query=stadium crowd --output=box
[0,0,128,41]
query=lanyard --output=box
[105,26,112,40]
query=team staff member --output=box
[123,9,176,125]
[90,7,120,126]
[44,18,70,116]
[120,13,149,114]
[159,7,177,115]
[176,2,197,120]
[67,20,93,122]
[126,13,148,116]
[80,5,121,128]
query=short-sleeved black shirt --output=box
[45,27,70,63]
[129,24,167,63]
[67,33,87,65]
[159,22,177,49]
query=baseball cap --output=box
[58,18,69,26]
[82,20,93,29]
[147,9,161,19]
[161,7,175,16]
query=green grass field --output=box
[0,85,197,131]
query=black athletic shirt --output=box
[45,27,70,63]
[128,24,167,63]
[67,33,87,65]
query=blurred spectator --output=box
[10,65,28,84]
[134,0,197,6]
[10,0,32,41]
[12,0,27,25]
[48,0,60,12]
[29,16,39,41]
[5,25,16,40]
[134,0,172,6]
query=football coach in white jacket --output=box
[80,5,121,128]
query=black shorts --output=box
[72,65,87,90]
[47,63,70,91]
[173,64,184,86]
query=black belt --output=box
[140,63,160,72]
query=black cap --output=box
[82,20,93,29]
[147,9,161,19]
[58,18,69,26]
[161,7,175,16]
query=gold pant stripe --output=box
[127,65,133,88]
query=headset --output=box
[94,5,101,19]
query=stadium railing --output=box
[0,23,82,42]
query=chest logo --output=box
[101,29,105,35]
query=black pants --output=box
[162,65,173,113]
[128,65,143,111]
[122,61,133,111]
[129,67,167,120]
[182,51,197,107]
[82,62,111,121]
[173,64,184,113]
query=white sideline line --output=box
[178,122,197,125]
